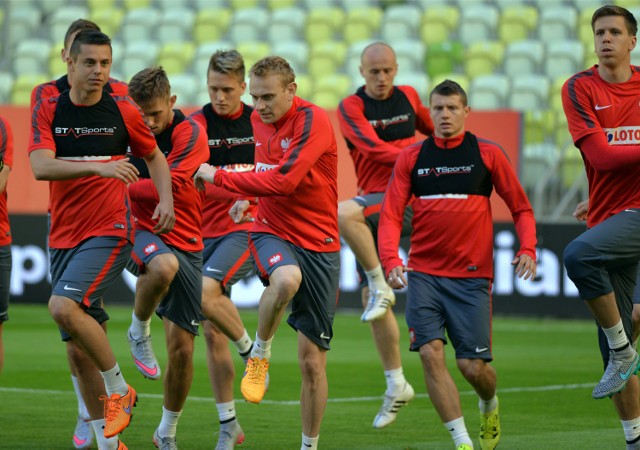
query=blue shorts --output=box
[249,232,340,350]
[406,271,492,361]
[203,232,254,296]
[0,245,11,323]
[128,230,203,335]
[353,193,412,288]
[50,236,131,341]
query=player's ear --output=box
[168,94,177,108]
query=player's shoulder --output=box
[107,78,129,96]
[563,66,597,90]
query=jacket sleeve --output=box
[398,85,434,137]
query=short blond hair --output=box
[249,56,295,89]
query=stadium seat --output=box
[11,74,49,106]
[469,74,510,110]
[158,42,196,76]
[463,41,505,79]
[300,0,336,9]
[458,5,499,45]
[394,39,426,73]
[584,50,598,69]
[48,6,89,43]
[87,0,116,14]
[524,110,557,145]
[13,39,52,77]
[122,0,151,11]
[314,73,352,100]
[494,0,530,7]
[90,7,125,38]
[121,7,161,42]
[538,6,577,44]
[121,40,161,81]
[343,7,383,45]
[155,0,190,9]
[577,7,594,48]
[380,4,422,42]
[414,0,453,8]
[503,40,545,77]
[230,0,260,9]
[544,40,585,80]
[394,72,430,100]
[6,5,42,50]
[508,74,550,111]
[424,41,464,79]
[311,91,343,110]
[157,7,195,44]
[420,5,460,45]
[522,142,559,193]
[229,7,269,44]
[271,41,309,75]
[169,73,199,108]
[430,73,470,94]
[344,39,376,79]
[548,75,570,116]
[295,73,314,101]
[0,71,15,104]
[236,42,271,72]
[304,7,345,45]
[560,145,585,189]
[498,5,538,44]
[308,41,348,79]
[193,41,234,77]
[194,8,232,44]
[38,0,67,15]
[267,7,306,44]
[266,0,298,9]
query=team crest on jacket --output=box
[144,243,159,256]
[280,137,292,150]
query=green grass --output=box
[0,304,627,449]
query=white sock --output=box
[623,417,640,444]
[216,401,236,422]
[91,419,119,450]
[479,395,498,414]
[158,406,182,438]
[365,264,388,291]
[301,433,319,450]
[234,330,253,359]
[71,375,90,419]
[129,311,151,340]
[384,367,406,395]
[100,363,128,397]
[251,333,272,360]
[444,417,473,448]
[603,321,630,351]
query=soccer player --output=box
[28,30,175,450]
[126,66,208,449]
[195,56,340,450]
[562,5,640,448]
[30,18,129,450]
[190,49,257,450]
[336,41,434,428]
[378,80,537,450]
[0,115,13,375]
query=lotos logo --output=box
[268,253,282,266]
[144,243,159,256]
[256,162,277,172]
[604,126,640,144]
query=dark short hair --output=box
[592,5,637,36]
[208,49,245,83]
[429,79,468,106]
[128,66,171,105]
[68,29,111,61]
[64,19,100,50]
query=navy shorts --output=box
[563,208,640,362]
[50,236,132,341]
[0,245,11,323]
[353,193,412,288]
[202,232,254,297]
[249,232,340,350]
[128,230,203,335]
[406,271,492,361]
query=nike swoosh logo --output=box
[595,104,612,110]
[72,435,88,446]
[191,319,200,326]
[320,332,330,340]
[134,359,158,377]
[123,403,132,414]
[303,444,312,448]
[205,267,223,273]
[620,361,637,381]
[63,284,82,292]
[475,347,488,353]
[625,209,638,213]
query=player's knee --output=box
[418,340,445,369]
[457,358,485,383]
[563,240,591,279]
[337,199,363,231]
[48,295,75,325]
[150,253,179,285]
[270,265,302,300]
[299,354,325,384]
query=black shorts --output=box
[0,245,11,323]
[249,232,340,350]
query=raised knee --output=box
[563,240,591,276]
[271,267,302,300]
[337,200,363,231]
[152,254,179,284]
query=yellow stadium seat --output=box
[463,41,505,79]
[158,42,196,76]
[236,42,271,72]
[314,74,352,99]
[194,9,232,44]
[11,74,49,106]
[122,0,151,10]
[230,0,260,9]
[425,41,464,79]
[90,7,125,38]
[524,110,557,145]
[311,91,342,110]
[295,74,314,101]
[87,0,116,14]
[343,7,383,45]
[308,41,347,79]
[0,71,15,104]
[305,8,345,45]
[498,6,538,44]
[549,76,568,116]
[266,0,297,9]
[420,5,460,45]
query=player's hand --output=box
[573,199,589,222]
[229,200,254,224]
[96,158,139,184]
[387,266,413,289]
[194,163,216,191]
[512,254,537,280]
[152,199,175,235]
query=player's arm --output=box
[398,85,434,137]
[0,118,13,194]
[482,142,537,280]
[30,150,140,183]
[337,96,404,166]
[142,148,175,234]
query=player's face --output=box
[207,70,246,116]
[250,74,296,125]
[68,44,111,94]
[360,46,398,100]
[138,95,177,135]
[429,93,470,139]
[593,15,637,67]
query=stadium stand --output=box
[503,39,545,77]
[343,6,383,45]
[469,74,510,110]
[267,7,306,44]
[420,4,460,45]
[380,4,422,42]
[229,7,269,43]
[157,7,195,44]
[458,4,499,45]
[193,8,232,44]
